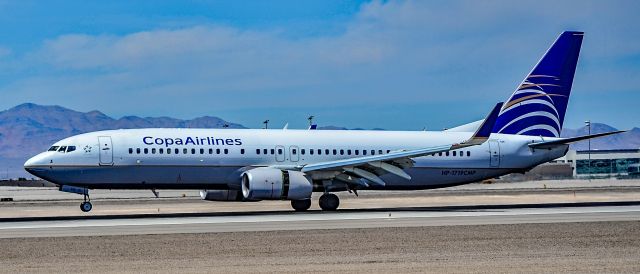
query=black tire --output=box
[291,199,312,211]
[80,202,92,212]
[319,193,339,211]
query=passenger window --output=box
[438,152,442,156]
[48,146,59,152]
[200,148,204,154]
[445,151,449,156]
[256,149,261,154]
[378,150,383,155]
[159,148,164,154]
[319,149,323,155]
[58,146,67,153]
[460,151,464,157]
[292,149,297,155]
[183,148,188,154]
[175,148,179,154]
[209,148,213,154]
[310,149,314,155]
[216,149,221,154]
[271,149,275,155]
[137,148,141,154]
[144,148,149,154]
[66,146,76,153]
[224,149,228,154]
[129,148,133,154]
[371,150,376,155]
[325,149,329,155]
[347,149,351,155]
[301,149,305,155]
[191,148,196,154]
[167,148,171,154]
[340,149,344,155]
[453,151,456,156]
[355,150,359,155]
[277,149,283,155]
[363,150,367,155]
[333,149,337,155]
[387,150,391,153]
[467,151,471,157]
[152,148,156,154]
[263,149,268,155]
[241,149,245,154]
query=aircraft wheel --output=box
[319,193,339,211]
[80,201,93,212]
[291,199,312,211]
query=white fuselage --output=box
[24,128,568,191]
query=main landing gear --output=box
[80,191,92,212]
[291,199,312,211]
[290,193,340,212]
[318,193,339,211]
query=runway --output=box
[2,204,639,238]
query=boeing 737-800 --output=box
[24,31,623,212]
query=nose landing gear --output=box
[58,185,93,212]
[80,192,92,212]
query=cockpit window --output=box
[58,146,67,152]
[66,146,76,153]
[48,146,59,151]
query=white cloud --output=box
[3,0,640,129]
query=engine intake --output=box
[241,167,312,200]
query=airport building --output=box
[553,149,640,177]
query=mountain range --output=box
[0,103,638,178]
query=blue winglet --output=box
[464,102,503,145]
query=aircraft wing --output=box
[297,102,503,187]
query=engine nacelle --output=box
[241,167,312,200]
[199,190,243,201]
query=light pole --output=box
[585,120,591,178]
[263,120,269,129]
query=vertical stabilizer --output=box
[493,31,583,137]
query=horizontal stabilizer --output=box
[528,130,626,149]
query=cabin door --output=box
[98,136,113,165]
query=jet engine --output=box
[199,190,244,201]
[241,167,312,200]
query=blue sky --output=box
[0,0,638,130]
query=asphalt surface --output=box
[1,221,639,273]
[1,180,639,273]
[1,204,639,238]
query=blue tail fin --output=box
[492,31,583,137]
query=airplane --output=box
[24,31,624,212]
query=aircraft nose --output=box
[24,153,51,180]
[24,153,48,173]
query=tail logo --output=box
[496,75,566,137]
